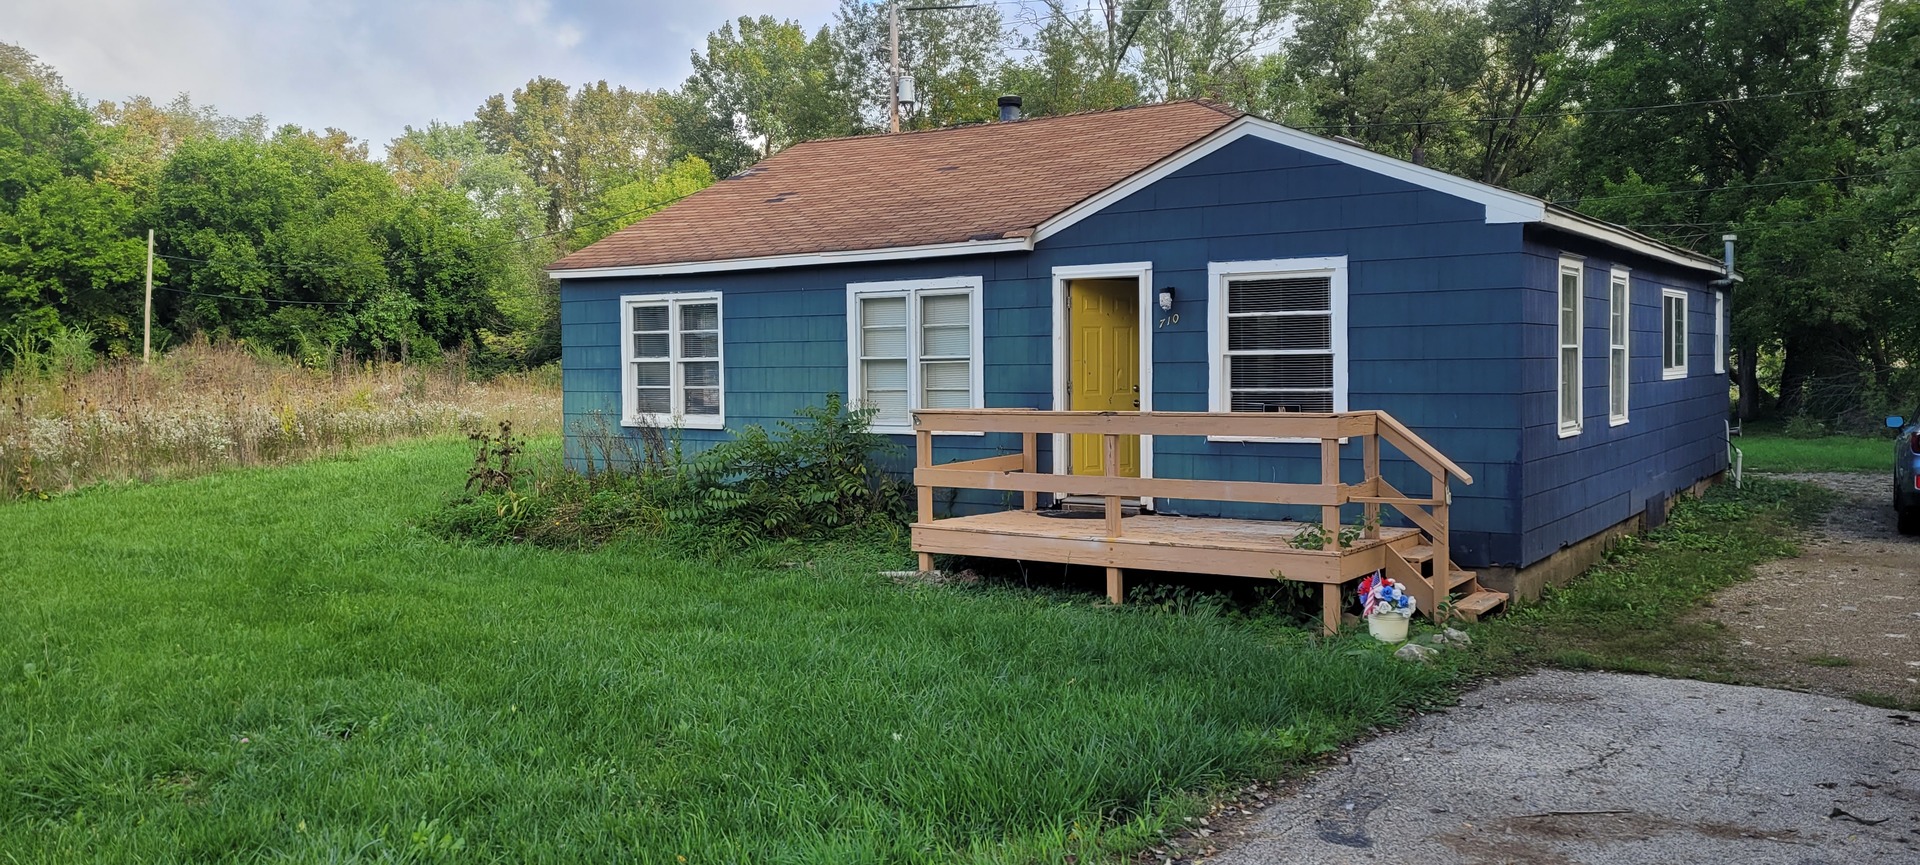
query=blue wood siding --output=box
[1022,136,1527,566]
[557,133,1725,569]
[1515,228,1730,565]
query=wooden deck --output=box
[908,409,1509,633]
[913,512,1424,583]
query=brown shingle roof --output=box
[550,100,1243,272]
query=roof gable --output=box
[551,103,1726,279]
[550,101,1242,273]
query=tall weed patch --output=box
[0,337,559,502]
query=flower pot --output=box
[1368,611,1410,643]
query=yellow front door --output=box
[1069,279,1141,477]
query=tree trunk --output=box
[1737,340,1761,420]
[1775,336,1813,415]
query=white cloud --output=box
[7,0,841,152]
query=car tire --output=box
[1901,506,1920,537]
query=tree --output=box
[572,156,715,249]
[474,78,660,232]
[661,16,862,176]
[0,77,148,352]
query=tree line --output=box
[3,0,1915,422]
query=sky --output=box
[8,0,844,152]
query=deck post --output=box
[1103,434,1122,538]
[1362,431,1381,539]
[1319,437,1341,550]
[1020,432,1038,511]
[917,428,934,573]
[1430,469,1449,616]
[1321,583,1340,635]
[1107,567,1125,604]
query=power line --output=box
[1554,167,1920,204]
[153,285,357,306]
[1296,84,1868,132]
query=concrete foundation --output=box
[1479,471,1726,602]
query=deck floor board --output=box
[914,511,1419,555]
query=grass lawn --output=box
[0,439,1454,863]
[1736,429,1894,474]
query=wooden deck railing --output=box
[910,409,1474,612]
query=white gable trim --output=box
[1539,207,1727,277]
[1032,115,1546,245]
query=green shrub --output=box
[432,395,909,553]
[665,395,908,547]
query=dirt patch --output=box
[1699,472,1920,705]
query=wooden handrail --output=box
[910,408,1471,621]
[1371,411,1473,485]
[913,409,1376,441]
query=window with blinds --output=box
[1662,289,1688,379]
[1223,275,1335,413]
[622,293,722,427]
[1557,259,1584,436]
[1207,258,1347,431]
[1608,267,1630,426]
[848,280,980,431]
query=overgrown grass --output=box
[1468,477,1836,678]
[0,438,1456,863]
[0,338,559,501]
[1736,430,1892,473]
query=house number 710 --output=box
[1157,313,1180,328]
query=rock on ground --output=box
[1206,671,1919,865]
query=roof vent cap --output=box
[998,95,1022,122]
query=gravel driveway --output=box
[1200,671,1919,864]
[1186,474,1920,864]
[1707,472,1920,703]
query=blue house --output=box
[550,100,1732,605]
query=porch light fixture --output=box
[1158,287,1175,311]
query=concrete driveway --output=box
[1201,671,1919,864]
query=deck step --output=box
[1452,590,1507,622]
[1398,545,1435,564]
[1446,569,1477,590]
[1057,496,1143,516]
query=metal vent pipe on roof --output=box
[998,95,1022,122]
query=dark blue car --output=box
[1891,410,1920,535]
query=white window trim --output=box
[1662,288,1689,380]
[1556,256,1584,438]
[845,276,985,436]
[1713,290,1726,375]
[1608,266,1631,427]
[619,292,725,430]
[1205,256,1349,443]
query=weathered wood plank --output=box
[911,468,1348,506]
[914,409,1345,439]
[937,453,1026,473]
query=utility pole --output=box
[889,1,901,133]
[143,228,154,364]
[888,4,974,134]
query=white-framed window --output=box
[1713,290,1726,375]
[1205,257,1348,442]
[620,292,723,429]
[1662,288,1688,380]
[1557,256,1584,437]
[846,277,983,434]
[1607,266,1630,426]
